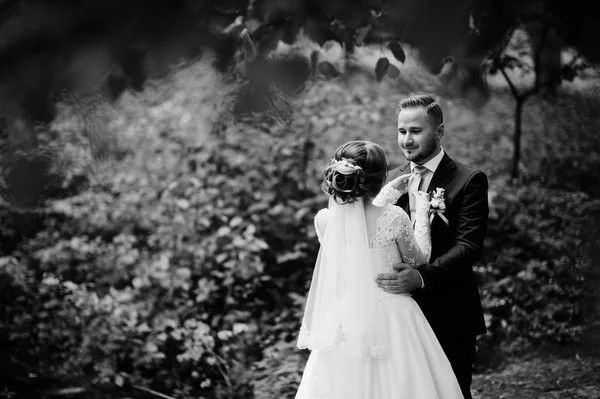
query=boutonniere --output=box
[429,188,449,225]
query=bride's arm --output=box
[314,209,329,243]
[372,173,411,207]
[412,192,432,262]
[394,195,432,266]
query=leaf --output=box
[318,61,340,78]
[217,226,231,237]
[375,57,389,82]
[322,40,343,60]
[254,239,269,250]
[387,63,400,78]
[233,323,250,335]
[175,268,191,280]
[175,198,189,210]
[215,253,228,264]
[370,9,382,18]
[288,292,306,305]
[277,251,304,263]
[354,24,372,46]
[229,216,244,227]
[389,41,406,63]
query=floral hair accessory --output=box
[331,158,362,171]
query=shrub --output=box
[478,177,600,359]
[2,54,599,398]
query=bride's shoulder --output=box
[314,207,329,227]
[385,205,410,224]
[385,204,407,217]
[315,208,329,219]
[372,204,408,227]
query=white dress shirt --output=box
[408,147,445,289]
[409,147,445,221]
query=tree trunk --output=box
[512,97,524,179]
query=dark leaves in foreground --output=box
[375,57,389,82]
[389,40,406,63]
[387,64,400,79]
[318,61,340,78]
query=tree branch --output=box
[498,61,520,99]
[43,387,87,396]
[523,21,551,98]
[132,384,177,399]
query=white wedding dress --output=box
[294,190,464,399]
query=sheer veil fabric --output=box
[297,197,387,359]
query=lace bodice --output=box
[369,205,431,273]
[314,203,431,274]
[301,196,432,363]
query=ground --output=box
[472,353,600,399]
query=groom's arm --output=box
[417,170,489,292]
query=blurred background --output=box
[0,0,599,398]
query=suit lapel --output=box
[425,153,456,194]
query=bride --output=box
[295,140,463,399]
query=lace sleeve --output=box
[314,209,329,243]
[391,205,431,267]
[372,183,404,207]
[413,201,432,263]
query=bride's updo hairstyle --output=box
[321,140,388,204]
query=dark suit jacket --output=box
[388,153,488,336]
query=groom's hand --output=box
[375,262,422,294]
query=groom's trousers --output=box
[436,332,477,399]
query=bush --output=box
[477,177,600,359]
[1,54,599,397]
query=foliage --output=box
[1,58,329,398]
[250,339,307,399]
[479,178,600,358]
[1,53,599,399]
[485,25,600,179]
[4,0,600,135]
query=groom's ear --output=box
[436,123,444,140]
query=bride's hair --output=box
[321,141,388,204]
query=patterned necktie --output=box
[409,165,429,221]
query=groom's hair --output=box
[322,141,387,204]
[398,94,443,127]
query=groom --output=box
[376,95,489,399]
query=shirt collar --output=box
[410,147,445,174]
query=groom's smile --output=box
[397,107,444,164]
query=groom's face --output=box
[397,107,442,164]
